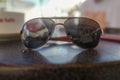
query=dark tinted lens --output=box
[64,17,102,49]
[21,18,55,49]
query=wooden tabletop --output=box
[0,40,120,80]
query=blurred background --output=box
[0,0,120,36]
[0,0,86,21]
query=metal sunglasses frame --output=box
[21,17,102,49]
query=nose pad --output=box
[48,31,52,35]
[66,32,71,35]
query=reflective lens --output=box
[21,18,55,49]
[64,17,102,49]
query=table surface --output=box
[0,40,120,80]
[0,40,120,65]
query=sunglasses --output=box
[20,17,102,50]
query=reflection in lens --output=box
[21,18,55,49]
[64,17,102,49]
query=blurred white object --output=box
[0,11,24,41]
[0,12,24,34]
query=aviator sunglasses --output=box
[20,17,102,49]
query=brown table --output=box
[0,40,120,80]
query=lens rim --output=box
[21,18,56,49]
[64,17,102,49]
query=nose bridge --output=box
[53,18,66,26]
[55,23,64,26]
